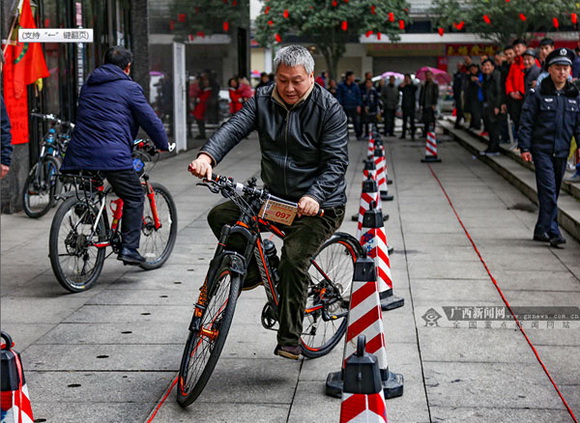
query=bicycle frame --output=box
[191,198,341,333]
[66,177,163,252]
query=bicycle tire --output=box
[139,182,178,270]
[177,261,242,407]
[49,196,107,292]
[301,232,362,358]
[22,156,60,218]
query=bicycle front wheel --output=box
[177,263,242,407]
[49,196,107,292]
[22,156,60,218]
[301,232,361,358]
[139,182,178,270]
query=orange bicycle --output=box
[177,174,362,406]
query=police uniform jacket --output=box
[518,77,580,158]
[199,83,349,208]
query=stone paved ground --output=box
[1,132,578,422]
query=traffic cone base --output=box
[379,289,404,311]
[326,370,404,400]
[380,191,394,201]
[421,156,442,163]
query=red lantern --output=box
[483,14,491,24]
[275,33,282,42]
[454,21,465,31]
[178,13,186,22]
[505,0,510,2]
[552,17,559,29]
[370,6,376,15]
[267,20,274,26]
[264,6,270,14]
[377,32,382,40]
[437,27,445,36]
[283,9,289,19]
[398,19,405,30]
[572,13,578,24]
[344,0,348,3]
[197,31,205,37]
[341,20,348,31]
[519,13,526,21]
[365,30,373,37]
[223,21,229,31]
[232,0,237,5]
[388,12,395,22]
[332,0,337,5]
[188,34,194,42]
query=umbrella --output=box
[415,66,452,85]
[251,70,261,78]
[381,71,404,80]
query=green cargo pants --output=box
[207,200,345,346]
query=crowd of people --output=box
[453,37,580,185]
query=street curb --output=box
[440,119,580,243]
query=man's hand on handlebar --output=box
[188,154,213,179]
[298,196,320,217]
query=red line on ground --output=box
[146,376,178,423]
[427,164,578,423]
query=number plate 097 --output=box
[259,200,297,225]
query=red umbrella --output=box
[415,66,452,85]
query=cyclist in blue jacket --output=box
[62,46,169,264]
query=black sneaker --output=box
[549,235,566,248]
[274,344,302,360]
[117,247,145,265]
[533,232,550,242]
[242,270,263,291]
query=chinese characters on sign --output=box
[420,306,579,329]
[18,29,93,43]
[446,44,499,57]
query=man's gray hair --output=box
[273,45,315,75]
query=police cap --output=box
[545,47,575,68]
[522,48,537,59]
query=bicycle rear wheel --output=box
[301,232,361,358]
[177,262,242,407]
[139,182,178,270]
[49,196,107,292]
[22,156,60,218]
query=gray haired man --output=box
[188,45,349,359]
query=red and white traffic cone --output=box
[352,161,389,223]
[326,256,404,399]
[339,336,388,423]
[355,177,380,241]
[421,124,441,163]
[360,202,404,311]
[374,146,394,201]
[373,138,393,185]
[1,332,35,423]
[367,133,376,159]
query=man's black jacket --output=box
[519,77,580,157]
[200,83,349,207]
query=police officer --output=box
[518,48,580,247]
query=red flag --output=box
[12,0,50,99]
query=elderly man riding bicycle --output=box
[188,45,349,360]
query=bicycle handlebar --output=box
[31,112,75,129]
[201,173,324,217]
